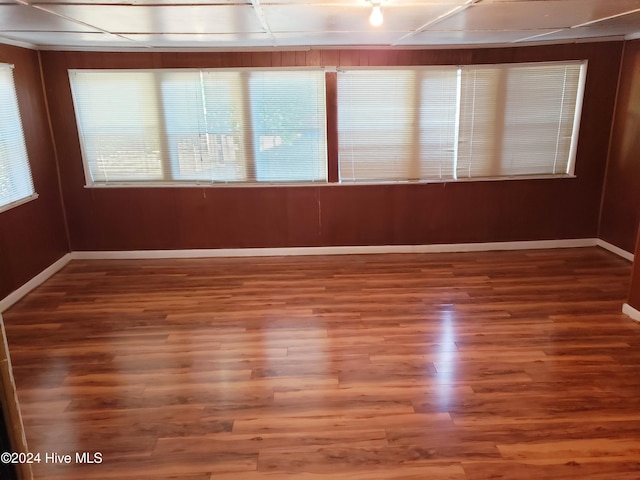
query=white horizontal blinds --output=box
[419,69,458,179]
[70,71,164,183]
[70,68,327,185]
[457,67,502,178]
[457,62,584,178]
[0,63,35,210]
[498,63,581,176]
[199,71,246,181]
[162,70,328,183]
[339,70,414,182]
[337,67,458,182]
[249,70,327,182]
[161,71,245,182]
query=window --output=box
[0,63,36,212]
[338,61,586,183]
[69,68,327,186]
[338,67,458,182]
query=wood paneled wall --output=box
[599,39,640,254]
[39,42,622,252]
[0,45,68,302]
[630,232,640,311]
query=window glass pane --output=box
[338,67,458,183]
[338,70,415,182]
[70,71,164,183]
[339,61,585,183]
[458,62,583,178]
[501,64,581,176]
[418,69,458,179]
[200,72,246,182]
[70,68,327,186]
[162,71,245,182]
[0,64,35,210]
[250,71,327,182]
[457,67,503,178]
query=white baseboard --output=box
[623,303,640,323]
[70,238,599,260]
[0,254,72,313]
[596,239,635,261]
[0,238,616,312]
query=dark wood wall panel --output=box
[39,43,622,252]
[629,228,640,310]
[0,45,68,301]
[599,39,640,253]
[317,179,596,247]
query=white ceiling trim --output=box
[513,29,564,44]
[1,0,639,51]
[30,3,151,47]
[250,0,276,45]
[572,7,640,29]
[392,0,482,46]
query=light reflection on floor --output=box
[435,308,457,410]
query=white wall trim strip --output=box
[0,253,72,314]
[70,238,599,260]
[596,239,634,261]
[0,238,620,312]
[623,303,640,323]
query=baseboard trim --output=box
[596,239,635,261]
[0,239,609,312]
[623,303,640,323]
[70,238,599,260]
[0,254,72,313]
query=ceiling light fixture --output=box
[369,2,383,27]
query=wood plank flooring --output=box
[3,247,640,480]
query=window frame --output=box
[0,63,37,213]
[336,60,588,185]
[69,67,329,188]
[67,60,589,189]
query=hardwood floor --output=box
[3,247,640,479]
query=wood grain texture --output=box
[628,228,640,310]
[0,44,69,300]
[39,42,622,252]
[0,314,30,480]
[599,38,640,253]
[2,247,639,479]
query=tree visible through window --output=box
[70,68,327,186]
[69,61,586,187]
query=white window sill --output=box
[0,193,39,214]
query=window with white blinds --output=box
[338,68,458,182]
[338,61,586,183]
[69,68,327,186]
[0,63,36,212]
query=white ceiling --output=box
[1,0,639,51]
